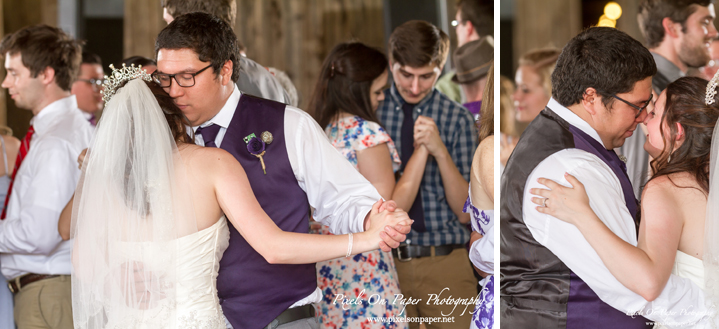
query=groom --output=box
[155,13,411,329]
[501,27,711,328]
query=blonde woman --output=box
[513,48,560,123]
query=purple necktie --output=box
[89,115,96,126]
[400,103,426,233]
[196,124,221,148]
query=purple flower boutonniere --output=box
[244,132,273,175]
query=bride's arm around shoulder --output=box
[634,174,696,299]
[196,146,411,264]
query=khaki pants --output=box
[13,275,73,329]
[394,248,477,329]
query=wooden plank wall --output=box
[234,0,385,111]
[123,0,386,111]
[124,0,165,60]
[512,0,581,71]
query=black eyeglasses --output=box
[610,93,653,118]
[77,78,105,91]
[151,64,213,88]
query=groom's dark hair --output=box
[551,27,657,108]
[155,12,241,83]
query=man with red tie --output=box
[0,25,93,329]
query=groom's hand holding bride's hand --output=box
[365,199,412,252]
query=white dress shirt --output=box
[0,95,93,279]
[522,98,711,328]
[193,86,381,307]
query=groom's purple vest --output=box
[500,108,651,329]
[216,94,315,329]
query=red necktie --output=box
[1,125,35,219]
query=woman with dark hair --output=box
[530,76,719,326]
[64,68,410,328]
[309,42,421,327]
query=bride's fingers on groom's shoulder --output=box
[564,173,583,189]
[537,177,561,189]
[529,188,549,198]
[530,196,544,206]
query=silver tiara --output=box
[101,63,153,103]
[707,69,719,105]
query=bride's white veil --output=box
[705,75,719,326]
[70,78,198,328]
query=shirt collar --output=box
[32,95,78,135]
[546,97,604,147]
[652,52,685,81]
[193,84,240,131]
[80,110,93,121]
[388,82,438,109]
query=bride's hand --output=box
[366,201,412,249]
[529,173,593,225]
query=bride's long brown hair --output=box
[648,77,719,194]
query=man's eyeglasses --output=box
[610,93,653,118]
[77,78,105,91]
[151,64,213,88]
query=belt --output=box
[264,304,315,329]
[392,244,464,261]
[7,273,60,294]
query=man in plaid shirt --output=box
[376,20,479,327]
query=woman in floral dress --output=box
[309,42,427,328]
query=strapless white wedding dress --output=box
[654,250,704,329]
[103,218,230,329]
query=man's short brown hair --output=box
[162,0,237,26]
[389,20,450,69]
[0,25,82,91]
[457,0,494,37]
[638,0,713,48]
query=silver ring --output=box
[542,198,548,207]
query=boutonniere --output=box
[244,131,273,174]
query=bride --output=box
[530,75,719,327]
[67,66,411,328]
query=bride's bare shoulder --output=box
[643,172,704,205]
[179,144,244,174]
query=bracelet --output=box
[346,233,353,258]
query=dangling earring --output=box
[668,154,671,163]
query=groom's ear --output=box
[581,88,600,115]
[219,59,233,86]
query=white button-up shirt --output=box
[193,86,382,307]
[523,98,711,328]
[0,95,93,279]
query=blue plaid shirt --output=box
[377,83,477,246]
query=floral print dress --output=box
[312,115,407,328]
